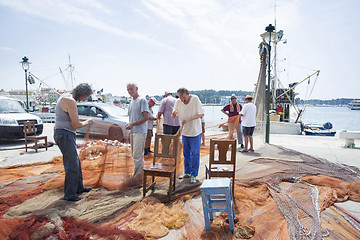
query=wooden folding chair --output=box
[143,133,179,202]
[23,121,48,153]
[205,139,236,194]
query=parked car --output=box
[76,102,129,142]
[0,96,43,139]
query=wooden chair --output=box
[24,121,48,153]
[205,139,236,194]
[143,133,179,202]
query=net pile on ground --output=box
[0,138,208,239]
[1,139,360,239]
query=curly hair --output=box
[72,83,93,101]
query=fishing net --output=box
[0,136,360,239]
[0,137,212,239]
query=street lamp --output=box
[262,24,275,143]
[21,56,31,112]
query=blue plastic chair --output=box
[200,178,235,231]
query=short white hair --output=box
[127,83,138,88]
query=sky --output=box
[0,0,359,100]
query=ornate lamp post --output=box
[21,56,31,112]
[262,24,275,143]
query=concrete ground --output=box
[1,123,359,223]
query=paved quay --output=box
[1,123,359,220]
[0,123,84,167]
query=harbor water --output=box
[192,105,360,132]
[301,106,360,131]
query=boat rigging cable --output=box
[28,72,61,95]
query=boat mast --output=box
[273,1,277,101]
[68,54,75,90]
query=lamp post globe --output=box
[21,56,31,112]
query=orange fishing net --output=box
[0,138,211,239]
[1,138,360,239]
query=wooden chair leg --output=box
[143,173,147,198]
[35,140,38,153]
[168,175,172,202]
[45,137,48,151]
[25,138,28,152]
[151,176,155,191]
[173,172,176,192]
[232,177,235,196]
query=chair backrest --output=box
[153,133,179,165]
[209,139,236,168]
[23,121,36,136]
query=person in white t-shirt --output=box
[172,88,204,183]
[240,95,257,152]
[144,98,157,155]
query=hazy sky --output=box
[0,0,359,100]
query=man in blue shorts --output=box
[240,95,257,152]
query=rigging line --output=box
[28,73,61,94]
[277,71,320,100]
[301,72,320,114]
[307,73,319,99]
[35,71,62,82]
[275,45,318,73]
[73,69,84,82]
[283,59,319,73]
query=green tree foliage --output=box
[189,89,252,104]
[296,98,359,106]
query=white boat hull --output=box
[348,100,360,110]
[270,122,301,135]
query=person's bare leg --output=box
[249,136,254,151]
[244,135,249,151]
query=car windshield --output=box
[100,104,128,117]
[0,99,26,113]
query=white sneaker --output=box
[179,174,191,179]
[190,176,198,183]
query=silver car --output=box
[0,96,43,139]
[76,102,129,142]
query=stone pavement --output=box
[1,123,359,219]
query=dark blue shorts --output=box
[243,126,255,136]
[163,124,180,135]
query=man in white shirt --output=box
[240,95,257,152]
[172,88,204,183]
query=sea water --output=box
[153,105,360,132]
[301,106,360,131]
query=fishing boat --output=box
[347,100,360,110]
[303,122,336,136]
[254,25,320,135]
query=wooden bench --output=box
[338,131,360,148]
